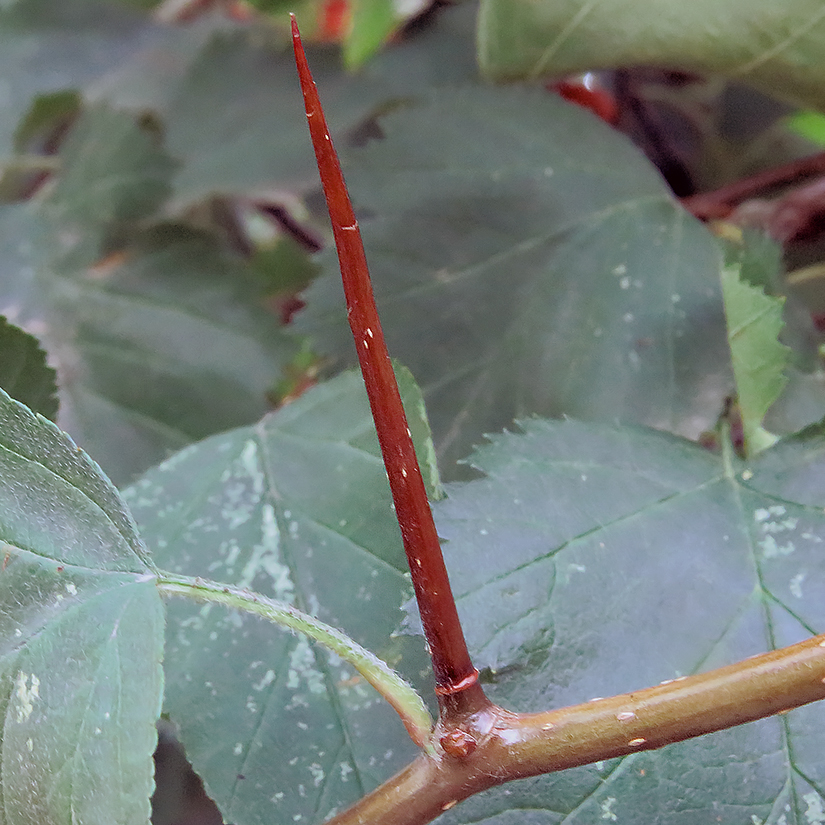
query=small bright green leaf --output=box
[431,418,825,823]
[300,85,731,474]
[722,263,789,455]
[345,0,397,69]
[124,370,435,825]
[0,316,57,419]
[477,0,825,111]
[721,228,825,437]
[787,110,825,145]
[0,387,164,825]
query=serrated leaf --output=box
[0,315,57,419]
[721,228,825,437]
[123,369,436,825]
[428,418,825,824]
[0,387,164,825]
[722,263,789,454]
[477,0,825,111]
[299,85,731,475]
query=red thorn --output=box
[291,17,487,714]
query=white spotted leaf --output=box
[0,387,164,825]
[430,418,825,824]
[124,369,436,825]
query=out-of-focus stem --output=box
[682,150,825,219]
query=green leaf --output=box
[45,104,175,236]
[722,263,789,455]
[787,110,825,145]
[13,90,82,154]
[0,386,164,825]
[0,316,58,419]
[477,0,825,111]
[299,85,731,475]
[153,5,478,206]
[721,228,825,437]
[1,100,299,486]
[0,0,158,158]
[344,0,400,69]
[123,369,436,825]
[45,224,298,486]
[431,418,825,823]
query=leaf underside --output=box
[477,0,825,111]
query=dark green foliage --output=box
[0,316,58,419]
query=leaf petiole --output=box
[156,571,435,752]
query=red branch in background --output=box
[682,150,825,221]
[291,16,488,718]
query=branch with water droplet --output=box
[156,572,434,751]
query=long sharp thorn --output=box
[291,15,488,717]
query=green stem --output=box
[325,633,825,825]
[156,571,435,752]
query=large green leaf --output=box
[0,5,478,484]
[0,387,164,825]
[477,0,825,111]
[299,85,731,475]
[44,103,175,238]
[428,418,825,823]
[124,369,436,825]
[45,222,298,486]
